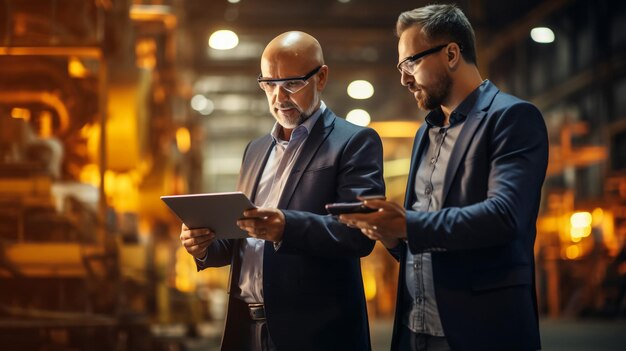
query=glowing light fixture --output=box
[530,27,555,43]
[228,0,241,3]
[570,212,592,228]
[199,100,215,115]
[190,94,215,115]
[191,94,208,111]
[570,211,592,242]
[347,80,374,100]
[346,109,371,126]
[209,30,239,50]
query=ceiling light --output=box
[530,27,555,43]
[191,94,209,111]
[347,80,374,100]
[346,109,371,126]
[209,30,239,50]
[228,0,241,3]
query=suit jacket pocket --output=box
[471,265,531,292]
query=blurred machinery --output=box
[0,1,216,350]
[535,116,626,319]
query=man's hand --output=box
[180,224,216,259]
[237,208,285,243]
[338,197,407,249]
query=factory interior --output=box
[1,0,626,349]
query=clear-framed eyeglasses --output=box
[397,43,454,75]
[258,65,322,94]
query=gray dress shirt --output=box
[404,98,476,335]
[237,102,326,304]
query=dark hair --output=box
[396,4,477,65]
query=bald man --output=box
[179,31,384,351]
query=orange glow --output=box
[362,269,377,301]
[176,127,191,154]
[135,39,157,69]
[81,123,101,163]
[591,208,604,226]
[175,247,196,292]
[108,86,139,172]
[68,57,88,78]
[599,211,618,256]
[565,245,581,259]
[369,121,421,138]
[10,107,30,121]
[0,92,70,134]
[105,171,139,212]
[79,164,101,187]
[39,111,53,138]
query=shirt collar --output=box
[270,101,326,143]
[424,80,488,128]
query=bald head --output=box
[258,31,328,138]
[261,31,324,75]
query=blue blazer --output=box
[199,108,385,351]
[390,81,548,351]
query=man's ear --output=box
[447,43,462,69]
[316,65,329,91]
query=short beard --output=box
[273,92,319,129]
[417,72,452,111]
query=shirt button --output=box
[430,157,436,165]
[425,185,433,195]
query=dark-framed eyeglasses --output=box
[257,65,322,94]
[397,44,451,75]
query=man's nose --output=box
[400,70,413,87]
[275,85,290,101]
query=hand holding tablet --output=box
[161,192,256,239]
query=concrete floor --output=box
[370,318,626,351]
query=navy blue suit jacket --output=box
[198,108,385,351]
[390,81,548,351]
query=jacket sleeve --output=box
[406,102,549,253]
[195,239,235,271]
[278,128,385,258]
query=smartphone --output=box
[325,202,377,215]
[325,195,385,215]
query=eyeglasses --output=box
[258,66,322,94]
[397,44,451,75]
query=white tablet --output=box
[160,192,255,239]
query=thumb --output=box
[243,207,276,218]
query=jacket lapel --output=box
[404,124,429,209]
[238,135,274,204]
[277,109,335,209]
[441,81,499,204]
